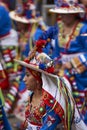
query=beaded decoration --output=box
[58,21,83,49]
[23,89,64,129]
[25,97,46,126]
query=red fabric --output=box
[0,70,9,89]
[36,40,47,52]
[0,78,9,89]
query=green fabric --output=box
[60,77,75,130]
[0,88,5,106]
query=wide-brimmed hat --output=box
[14,52,56,77]
[14,39,56,77]
[49,0,85,14]
[9,0,42,24]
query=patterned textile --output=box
[0,42,20,113]
[0,89,12,130]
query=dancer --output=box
[14,41,87,130]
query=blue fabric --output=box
[33,27,44,41]
[26,10,32,19]
[41,106,61,130]
[40,24,58,40]
[84,111,87,124]
[18,80,26,92]
[18,66,26,92]
[22,42,30,57]
[0,99,12,130]
[0,5,11,36]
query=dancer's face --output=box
[23,69,41,91]
[60,14,77,25]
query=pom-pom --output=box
[46,67,54,73]
[36,40,47,52]
[24,58,29,63]
[36,40,47,47]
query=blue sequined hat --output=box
[49,0,85,14]
[9,0,42,24]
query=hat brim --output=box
[49,8,85,14]
[9,11,37,24]
[14,59,56,78]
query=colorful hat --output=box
[14,40,56,77]
[15,52,55,77]
[49,0,85,14]
[9,0,42,24]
